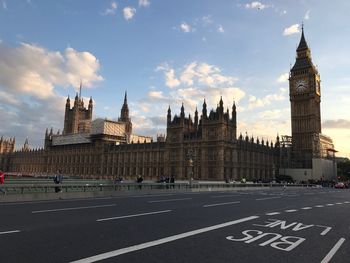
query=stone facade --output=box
[0,95,277,181]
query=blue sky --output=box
[0,0,350,157]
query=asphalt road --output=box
[0,187,349,263]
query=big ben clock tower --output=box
[289,26,322,168]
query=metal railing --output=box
[0,182,316,195]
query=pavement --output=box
[0,187,349,263]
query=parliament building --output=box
[0,29,336,182]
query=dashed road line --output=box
[97,210,172,222]
[315,205,324,208]
[148,198,192,203]
[71,216,260,263]
[285,209,298,213]
[211,195,240,198]
[256,196,282,201]
[320,238,346,263]
[335,202,343,205]
[265,212,281,216]
[326,204,334,206]
[301,207,312,210]
[0,230,21,235]
[32,204,117,214]
[203,201,240,208]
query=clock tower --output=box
[289,26,322,168]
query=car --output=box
[334,182,346,189]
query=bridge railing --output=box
[0,182,316,195]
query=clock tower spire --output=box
[289,26,322,168]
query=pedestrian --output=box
[137,175,143,189]
[54,170,63,193]
[170,175,175,189]
[0,170,6,194]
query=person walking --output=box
[137,175,143,189]
[54,170,63,193]
[170,175,175,189]
[0,170,6,194]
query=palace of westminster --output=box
[0,29,336,182]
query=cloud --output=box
[283,24,300,36]
[248,88,287,110]
[101,1,118,16]
[0,42,103,148]
[123,7,136,21]
[2,1,7,9]
[304,10,310,20]
[0,42,103,99]
[148,90,165,99]
[277,73,289,83]
[165,69,181,88]
[201,15,213,26]
[218,25,225,33]
[139,0,150,7]
[180,22,192,33]
[323,119,350,129]
[258,108,289,120]
[245,1,268,10]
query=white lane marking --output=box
[335,202,343,205]
[265,212,281,216]
[315,205,324,208]
[285,209,297,213]
[305,193,315,195]
[316,225,332,236]
[301,207,312,210]
[32,204,116,214]
[131,194,174,198]
[97,210,171,222]
[320,238,346,263]
[326,204,334,206]
[344,201,350,204]
[0,230,21,235]
[71,215,259,263]
[148,198,192,203]
[0,196,114,206]
[203,201,240,208]
[255,196,282,201]
[211,195,240,198]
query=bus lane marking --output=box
[316,225,332,236]
[71,215,259,263]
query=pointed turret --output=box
[202,99,207,119]
[297,25,308,52]
[167,105,172,125]
[180,103,185,119]
[119,91,132,135]
[194,107,199,128]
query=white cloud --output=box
[248,88,287,110]
[139,0,150,7]
[218,25,225,33]
[304,10,310,20]
[283,24,300,36]
[201,15,213,26]
[102,1,118,16]
[165,69,181,88]
[0,42,103,99]
[148,91,164,99]
[180,22,191,33]
[277,73,289,83]
[2,1,7,9]
[123,7,136,21]
[245,1,268,10]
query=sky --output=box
[0,0,349,158]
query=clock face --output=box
[295,79,307,93]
